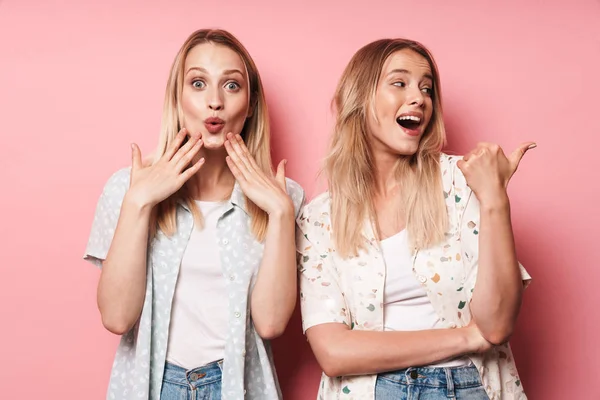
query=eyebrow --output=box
[185,67,245,77]
[387,68,433,81]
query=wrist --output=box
[124,190,155,213]
[477,191,510,212]
[267,198,294,219]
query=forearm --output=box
[470,194,523,344]
[251,204,297,339]
[97,193,152,335]
[311,327,475,377]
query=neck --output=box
[188,147,235,201]
[372,150,403,198]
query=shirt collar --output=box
[176,181,248,215]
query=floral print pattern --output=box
[297,154,531,400]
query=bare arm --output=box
[251,205,297,339]
[469,195,523,345]
[306,323,488,377]
[457,142,535,344]
[97,196,152,335]
[96,130,204,335]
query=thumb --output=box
[131,143,142,171]
[276,159,287,192]
[509,142,536,170]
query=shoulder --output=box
[102,167,131,194]
[95,167,132,211]
[439,153,469,193]
[284,177,306,218]
[296,191,331,233]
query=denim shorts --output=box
[375,364,490,399]
[160,360,222,400]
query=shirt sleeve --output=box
[296,214,351,333]
[457,169,532,296]
[83,168,131,268]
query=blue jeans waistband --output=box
[378,364,481,389]
[163,360,223,389]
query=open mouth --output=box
[396,115,422,130]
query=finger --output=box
[456,158,467,173]
[509,142,536,169]
[226,155,247,183]
[235,134,261,172]
[164,129,188,161]
[171,134,200,165]
[176,139,204,172]
[131,143,142,171]
[227,132,255,173]
[224,138,251,181]
[179,157,205,183]
[276,159,287,192]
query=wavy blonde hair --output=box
[152,29,272,240]
[326,38,447,258]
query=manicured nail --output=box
[528,143,537,149]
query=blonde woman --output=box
[84,29,304,400]
[297,38,534,399]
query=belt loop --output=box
[445,368,455,398]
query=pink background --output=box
[1,0,598,398]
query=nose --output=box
[208,87,224,111]
[406,87,425,107]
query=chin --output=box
[202,139,226,150]
[389,140,420,157]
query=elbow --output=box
[315,343,346,377]
[320,354,346,378]
[99,310,135,336]
[483,326,514,346]
[255,322,287,340]
[321,360,343,378]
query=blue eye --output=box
[192,80,205,89]
[226,82,240,90]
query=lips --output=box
[204,117,225,134]
[396,112,424,137]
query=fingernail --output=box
[284,159,288,165]
[528,143,537,149]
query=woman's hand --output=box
[224,133,293,216]
[127,129,205,208]
[457,142,536,206]
[464,319,494,354]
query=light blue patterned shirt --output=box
[84,167,305,400]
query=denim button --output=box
[191,373,198,380]
[410,370,418,379]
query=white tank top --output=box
[381,230,470,368]
[166,200,228,369]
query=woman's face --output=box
[367,48,434,158]
[180,42,251,150]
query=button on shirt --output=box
[84,167,305,400]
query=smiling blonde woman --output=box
[297,38,534,400]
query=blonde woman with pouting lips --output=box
[84,29,304,400]
[297,38,534,400]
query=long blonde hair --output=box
[326,38,447,258]
[152,29,272,240]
